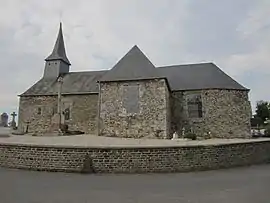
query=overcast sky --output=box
[0,0,270,117]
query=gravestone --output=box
[0,113,8,127]
[10,112,17,129]
[172,131,178,140]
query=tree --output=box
[255,100,270,125]
[251,116,263,127]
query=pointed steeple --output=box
[99,45,161,82]
[45,22,71,65]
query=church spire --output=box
[45,22,71,65]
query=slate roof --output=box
[45,23,71,65]
[21,46,248,96]
[21,71,106,96]
[98,45,163,82]
[158,63,247,91]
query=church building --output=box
[18,23,252,139]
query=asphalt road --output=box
[0,165,270,203]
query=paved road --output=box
[1,165,270,203]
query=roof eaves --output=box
[19,91,99,97]
[98,76,167,82]
[171,87,250,92]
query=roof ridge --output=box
[157,62,214,68]
[68,70,108,74]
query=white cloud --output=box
[0,0,269,116]
[0,0,189,115]
[219,0,270,110]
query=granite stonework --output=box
[0,140,269,173]
[18,88,251,138]
[171,89,252,139]
[99,79,170,139]
[18,94,98,134]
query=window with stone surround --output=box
[62,100,73,121]
[64,108,70,121]
[187,93,203,118]
[122,84,140,114]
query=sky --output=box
[0,0,270,119]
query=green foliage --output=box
[251,116,263,127]
[60,124,69,133]
[184,132,197,140]
[265,124,270,137]
[255,101,270,125]
[204,132,211,139]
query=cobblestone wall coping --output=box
[0,135,269,149]
[0,139,269,149]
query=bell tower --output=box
[43,23,71,78]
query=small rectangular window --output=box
[187,94,203,118]
[37,107,42,115]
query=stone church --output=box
[18,23,252,139]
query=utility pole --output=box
[57,76,63,135]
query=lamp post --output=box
[57,76,63,135]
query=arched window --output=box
[187,94,203,118]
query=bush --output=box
[184,132,197,140]
[264,125,270,137]
[204,132,211,139]
[60,124,69,133]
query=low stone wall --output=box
[0,140,270,173]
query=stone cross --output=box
[10,112,17,129]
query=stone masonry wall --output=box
[18,96,57,133]
[99,79,170,139]
[0,140,269,173]
[171,89,252,138]
[18,94,98,134]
